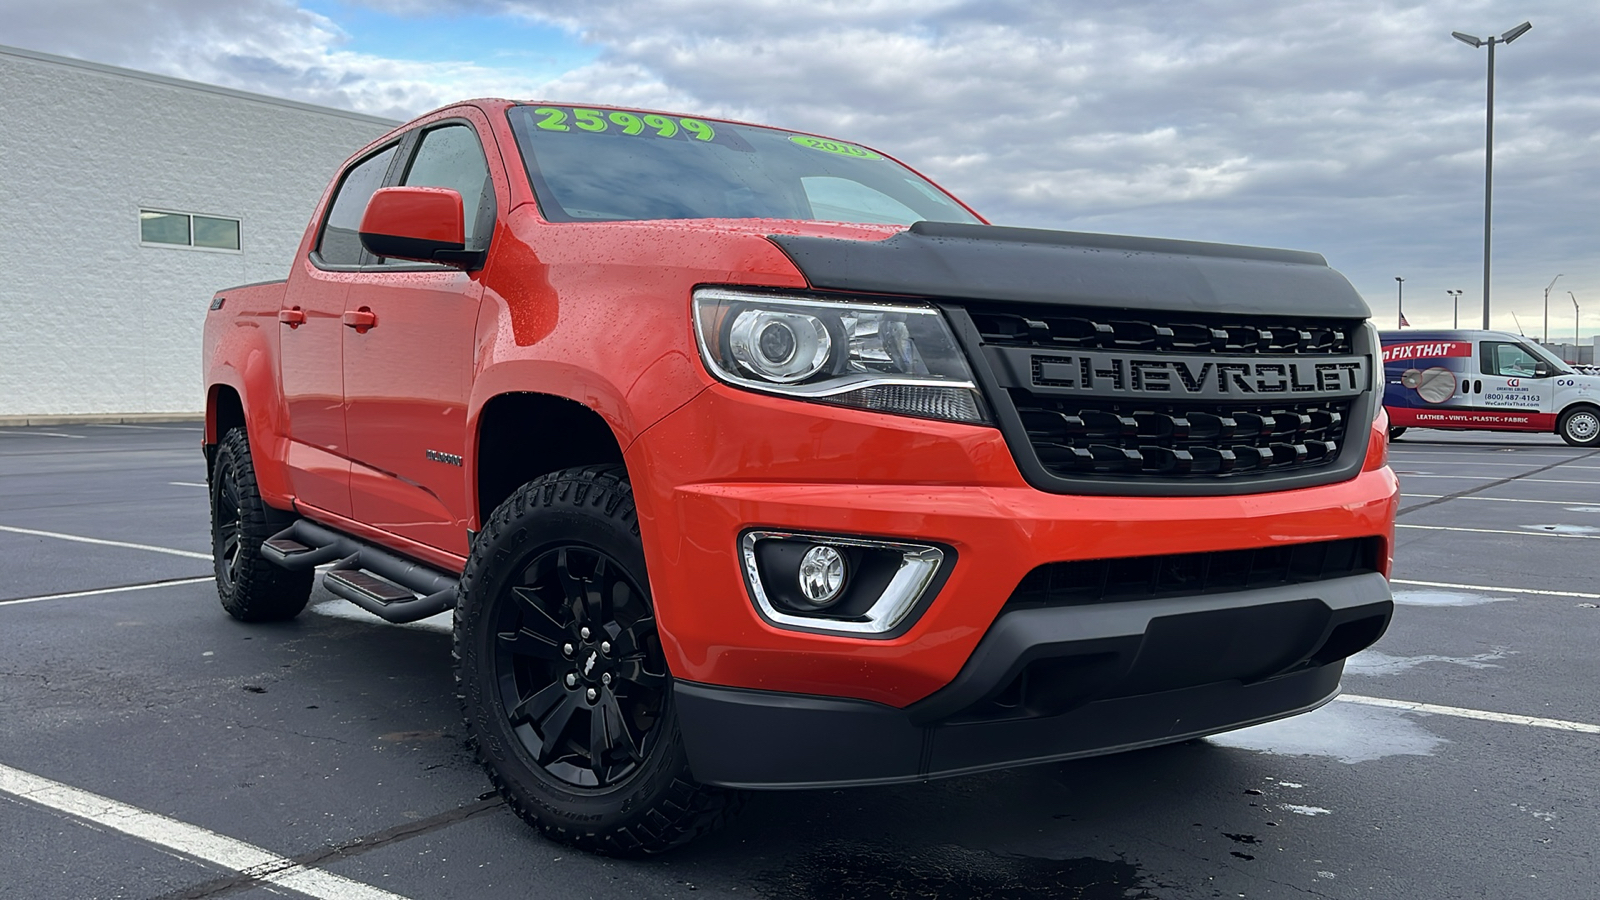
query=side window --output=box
[317,145,398,266]
[1482,342,1541,377]
[401,124,494,250]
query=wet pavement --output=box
[1,423,1597,898]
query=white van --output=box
[1380,329,1600,446]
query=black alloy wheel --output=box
[213,468,246,595]
[209,427,313,621]
[495,545,667,789]
[456,466,740,855]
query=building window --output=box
[139,209,241,251]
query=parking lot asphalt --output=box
[2,423,1597,899]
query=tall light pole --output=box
[1452,21,1532,330]
[1543,274,1563,343]
[1448,289,1462,328]
[1572,290,1580,350]
[1395,276,1406,328]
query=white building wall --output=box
[0,46,398,417]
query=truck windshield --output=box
[507,105,981,226]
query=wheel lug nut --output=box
[600,641,611,655]
[586,688,598,702]
[601,673,612,686]
[580,626,591,640]
[565,673,577,688]
[562,643,574,657]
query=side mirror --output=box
[1534,361,1552,378]
[359,187,484,268]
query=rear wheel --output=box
[1388,426,1408,441]
[1558,406,1600,447]
[455,466,740,855]
[210,428,313,621]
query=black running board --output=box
[262,520,457,624]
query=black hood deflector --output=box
[767,221,1371,319]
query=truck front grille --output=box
[1005,537,1382,610]
[969,311,1356,355]
[962,305,1372,489]
[1011,397,1352,476]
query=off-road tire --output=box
[1388,426,1408,441]
[1557,406,1600,447]
[455,465,742,856]
[210,427,314,621]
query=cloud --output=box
[7,0,1600,332]
[0,0,549,118]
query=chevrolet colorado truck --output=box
[202,99,1398,855]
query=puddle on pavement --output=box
[757,842,1154,899]
[1523,523,1600,535]
[1391,589,1514,607]
[1206,699,1447,763]
[1345,647,1511,676]
[309,599,452,634]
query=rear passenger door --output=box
[342,113,502,557]
[279,142,401,518]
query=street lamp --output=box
[1543,274,1563,343]
[1452,21,1533,329]
[1448,289,1463,328]
[1395,277,1406,328]
[1571,290,1580,350]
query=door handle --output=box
[342,308,377,333]
[278,307,305,327]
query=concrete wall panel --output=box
[0,46,398,416]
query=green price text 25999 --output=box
[532,107,716,141]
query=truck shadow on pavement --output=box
[287,595,1283,900]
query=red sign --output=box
[1382,341,1473,363]
[1388,407,1556,431]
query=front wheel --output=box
[455,466,740,855]
[1558,407,1600,447]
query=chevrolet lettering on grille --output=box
[990,348,1368,400]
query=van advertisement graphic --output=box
[1382,338,1555,431]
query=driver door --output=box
[1479,341,1555,412]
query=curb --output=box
[0,413,204,426]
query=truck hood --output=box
[765,221,1372,320]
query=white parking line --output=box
[0,525,210,560]
[170,481,209,488]
[0,762,411,900]
[0,431,85,439]
[1449,495,1600,506]
[1406,494,1600,508]
[1390,577,1600,600]
[0,576,216,608]
[1390,449,1585,457]
[1338,695,1600,735]
[1392,473,1501,480]
[1396,523,1600,540]
[1394,461,1597,469]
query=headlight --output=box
[693,288,990,424]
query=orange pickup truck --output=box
[203,98,1398,854]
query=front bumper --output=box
[676,572,1391,789]
[627,383,1398,707]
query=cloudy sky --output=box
[4,0,1596,339]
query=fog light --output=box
[740,530,951,637]
[797,545,847,606]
